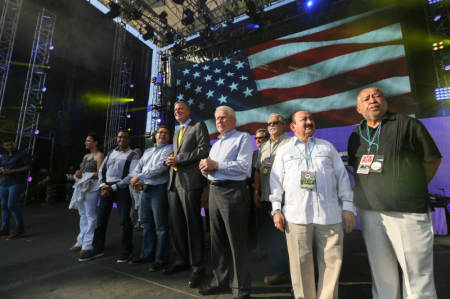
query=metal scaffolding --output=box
[0,0,23,114]
[16,8,55,155]
[104,22,132,152]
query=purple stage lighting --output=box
[49,45,54,50]
[434,15,441,22]
[306,0,313,7]
[42,87,47,92]
[34,129,40,135]
[447,203,450,213]
[157,118,162,124]
[158,90,162,95]
[126,114,131,119]
[129,83,134,88]
[27,176,33,182]
[444,65,450,71]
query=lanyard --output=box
[295,140,315,169]
[359,121,382,153]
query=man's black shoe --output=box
[198,286,231,296]
[78,250,104,262]
[188,269,204,288]
[130,256,153,264]
[162,264,189,275]
[148,261,165,272]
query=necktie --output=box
[174,125,184,172]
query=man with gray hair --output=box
[254,113,290,284]
[198,106,253,299]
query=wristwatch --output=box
[271,209,281,216]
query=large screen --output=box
[174,8,414,137]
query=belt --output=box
[105,181,119,185]
[209,180,246,187]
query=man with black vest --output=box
[79,130,139,263]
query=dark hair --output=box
[87,132,100,142]
[152,125,172,144]
[118,129,131,136]
[255,128,270,139]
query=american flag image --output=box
[175,8,414,137]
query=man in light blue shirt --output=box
[129,125,173,270]
[199,106,253,299]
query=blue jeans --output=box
[140,183,168,263]
[0,184,25,229]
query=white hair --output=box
[268,113,285,124]
[215,105,236,119]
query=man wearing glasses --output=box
[254,113,290,285]
[79,130,139,263]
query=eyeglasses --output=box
[267,121,281,126]
[255,137,267,140]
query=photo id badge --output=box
[301,171,316,190]
[369,155,384,173]
[357,154,374,175]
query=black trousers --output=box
[167,176,204,270]
[209,181,251,297]
[92,188,133,254]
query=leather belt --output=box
[209,180,246,187]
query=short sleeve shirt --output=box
[347,113,441,213]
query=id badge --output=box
[357,154,374,175]
[262,166,271,175]
[301,171,316,190]
[369,155,384,173]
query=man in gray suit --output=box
[165,101,210,288]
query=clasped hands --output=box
[130,176,143,191]
[199,157,218,174]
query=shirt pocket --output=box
[312,150,333,171]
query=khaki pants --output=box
[360,209,437,299]
[285,222,343,299]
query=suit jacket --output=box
[168,119,210,191]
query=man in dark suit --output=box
[165,101,210,288]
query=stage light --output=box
[250,23,260,30]
[49,45,54,50]
[34,129,40,135]
[306,0,313,8]
[445,65,450,71]
[42,87,47,92]
[434,15,441,22]
[126,114,131,119]
[158,90,162,95]
[435,87,450,101]
[106,2,121,18]
[182,8,195,26]
[127,128,131,131]
[157,118,161,124]
[447,203,450,213]
[428,0,443,4]
[129,83,134,88]
[27,176,33,182]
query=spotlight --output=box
[434,15,441,22]
[42,87,47,92]
[157,118,161,124]
[444,65,450,71]
[34,129,40,135]
[127,128,131,131]
[182,8,194,26]
[106,2,121,19]
[49,45,54,50]
[435,87,450,101]
[306,0,313,8]
[27,176,33,182]
[126,114,131,119]
[428,0,443,4]
[158,90,162,95]
[129,83,134,88]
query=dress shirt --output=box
[206,129,253,182]
[256,134,290,202]
[98,147,139,191]
[132,144,173,185]
[270,137,354,225]
[176,118,191,162]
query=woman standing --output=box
[70,133,104,255]
[0,137,31,239]
[129,125,172,270]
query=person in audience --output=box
[348,87,442,299]
[0,137,31,239]
[69,133,104,256]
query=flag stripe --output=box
[252,40,403,80]
[204,77,411,134]
[257,57,409,105]
[248,8,397,55]
[249,23,403,69]
[254,45,405,91]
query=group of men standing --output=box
[75,86,441,299]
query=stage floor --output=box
[1,202,449,299]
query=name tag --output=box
[370,155,384,173]
[357,154,374,174]
[301,171,316,190]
